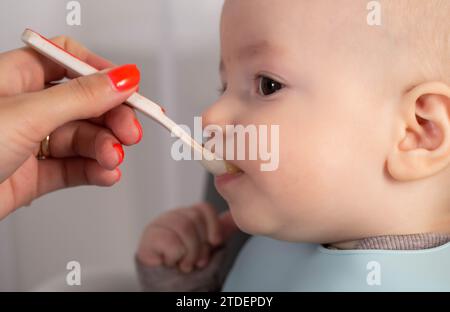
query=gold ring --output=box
[37,135,51,160]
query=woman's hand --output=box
[0,36,143,220]
[137,203,238,273]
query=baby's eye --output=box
[257,76,284,96]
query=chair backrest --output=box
[204,174,229,214]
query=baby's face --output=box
[203,0,405,243]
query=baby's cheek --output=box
[251,126,356,235]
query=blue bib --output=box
[223,236,450,291]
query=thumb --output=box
[15,64,139,142]
[218,211,239,242]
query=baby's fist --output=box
[137,203,237,273]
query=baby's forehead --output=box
[221,0,449,83]
[221,1,384,65]
[222,0,447,45]
[382,0,449,80]
[221,0,383,50]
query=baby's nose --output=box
[201,98,237,129]
[201,99,240,159]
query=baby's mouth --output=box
[215,162,245,187]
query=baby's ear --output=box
[387,82,450,181]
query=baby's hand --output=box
[137,203,237,273]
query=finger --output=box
[49,121,124,170]
[178,208,211,269]
[219,211,239,242]
[154,212,203,273]
[11,64,140,144]
[89,104,135,125]
[137,226,185,267]
[196,203,223,246]
[137,228,164,267]
[101,105,142,145]
[179,207,209,246]
[145,225,187,267]
[141,254,162,267]
[137,243,163,267]
[37,88,141,143]
[195,243,211,269]
[35,158,121,198]
[0,35,115,96]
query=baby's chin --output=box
[227,201,280,237]
[229,201,341,243]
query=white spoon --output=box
[21,29,240,176]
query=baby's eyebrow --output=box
[237,41,273,60]
[220,41,280,73]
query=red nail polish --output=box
[113,143,124,165]
[108,64,140,92]
[134,118,143,143]
[160,106,166,114]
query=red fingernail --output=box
[113,143,124,165]
[134,118,143,143]
[116,168,122,182]
[107,64,140,92]
[160,106,166,114]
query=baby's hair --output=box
[383,0,449,83]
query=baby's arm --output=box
[135,203,239,291]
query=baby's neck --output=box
[326,233,450,250]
